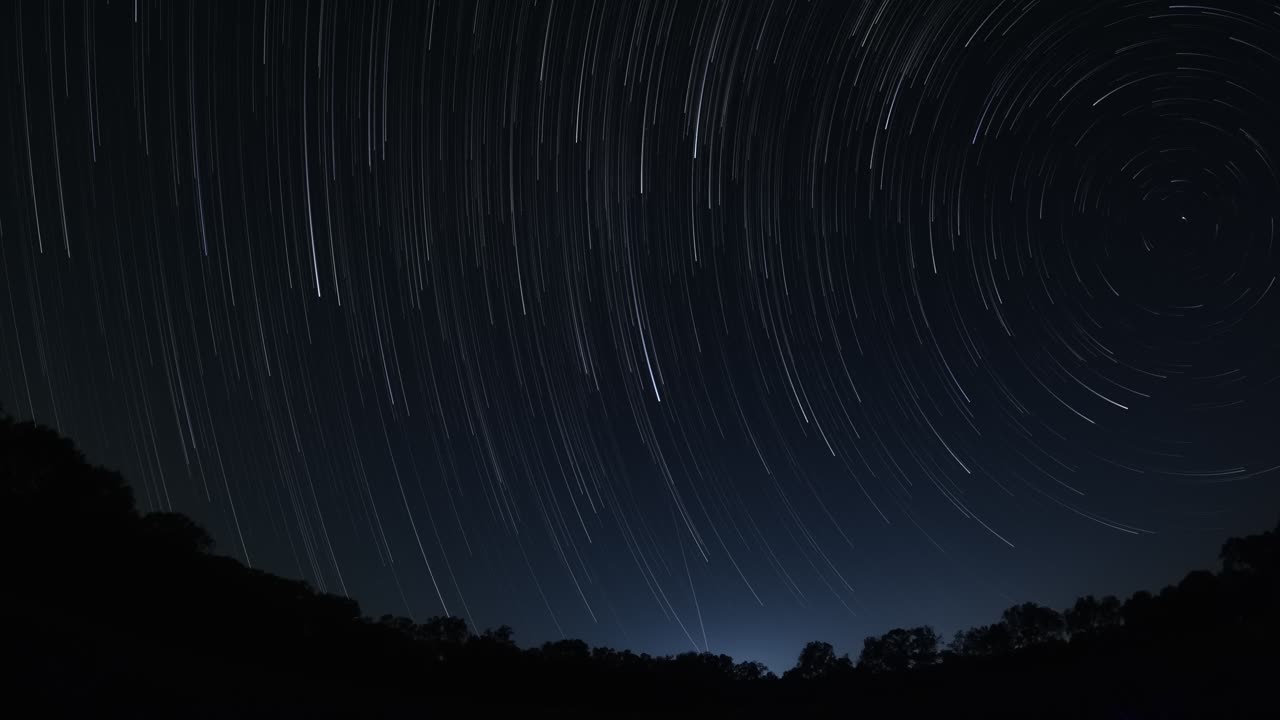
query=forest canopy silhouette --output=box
[2,412,1277,718]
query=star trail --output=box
[3,0,1279,671]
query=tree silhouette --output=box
[138,511,217,555]
[1001,602,1065,649]
[5,409,1280,717]
[732,660,774,682]
[480,624,516,645]
[1220,521,1279,576]
[1063,595,1121,638]
[784,641,852,681]
[422,615,470,645]
[0,415,137,554]
[949,622,1013,657]
[541,638,591,662]
[857,626,941,673]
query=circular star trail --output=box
[3,0,1279,669]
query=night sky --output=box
[3,0,1280,673]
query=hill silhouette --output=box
[2,412,1277,717]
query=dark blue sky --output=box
[3,0,1279,673]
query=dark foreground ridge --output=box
[2,413,1277,718]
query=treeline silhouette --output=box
[3,413,1277,718]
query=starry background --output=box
[3,0,1280,673]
